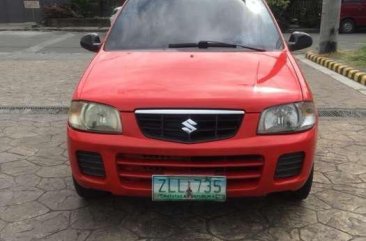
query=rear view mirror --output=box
[80,33,101,52]
[288,32,313,51]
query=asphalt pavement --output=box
[0,31,364,54]
[0,31,365,241]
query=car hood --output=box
[78,50,302,113]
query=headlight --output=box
[68,101,122,133]
[258,102,316,134]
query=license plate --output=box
[152,176,226,201]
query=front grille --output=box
[76,151,105,177]
[116,154,264,192]
[135,110,244,143]
[275,152,305,178]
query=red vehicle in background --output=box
[340,0,366,33]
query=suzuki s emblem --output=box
[182,119,197,134]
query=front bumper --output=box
[68,112,317,198]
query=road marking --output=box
[0,31,48,36]
[297,55,366,96]
[22,33,74,53]
[0,52,93,61]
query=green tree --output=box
[71,0,92,17]
[266,0,291,30]
[267,0,291,9]
[287,0,322,28]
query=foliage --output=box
[266,0,291,31]
[42,0,93,18]
[267,0,291,9]
[42,4,80,18]
[71,0,94,17]
[332,46,366,70]
[43,0,322,29]
[286,0,322,28]
[267,0,323,29]
[70,0,121,17]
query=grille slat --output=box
[275,152,305,179]
[80,168,105,176]
[276,166,302,171]
[117,154,264,192]
[136,110,243,143]
[139,127,237,132]
[76,151,106,177]
[119,170,261,180]
[117,159,264,168]
[276,160,303,167]
[79,163,105,170]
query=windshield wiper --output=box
[168,41,266,52]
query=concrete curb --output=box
[305,51,366,86]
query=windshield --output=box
[105,0,283,51]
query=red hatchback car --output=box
[340,0,366,33]
[68,0,317,201]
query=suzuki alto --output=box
[68,0,317,201]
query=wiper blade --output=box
[168,41,266,52]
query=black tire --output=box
[290,167,313,201]
[340,19,356,33]
[73,177,109,199]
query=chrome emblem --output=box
[182,119,197,134]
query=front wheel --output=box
[340,19,356,33]
[73,177,109,199]
[289,167,313,201]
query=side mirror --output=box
[80,33,101,52]
[288,32,313,51]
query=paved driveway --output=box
[0,114,365,241]
[0,31,365,241]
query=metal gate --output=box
[0,0,26,23]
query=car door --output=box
[360,0,366,25]
[342,0,365,25]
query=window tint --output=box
[105,0,283,51]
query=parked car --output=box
[71,0,317,201]
[340,0,366,33]
[110,6,122,25]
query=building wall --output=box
[0,0,27,23]
[0,0,39,23]
[0,0,120,23]
[0,0,70,23]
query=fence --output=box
[41,0,122,17]
[0,0,43,23]
[286,0,322,27]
